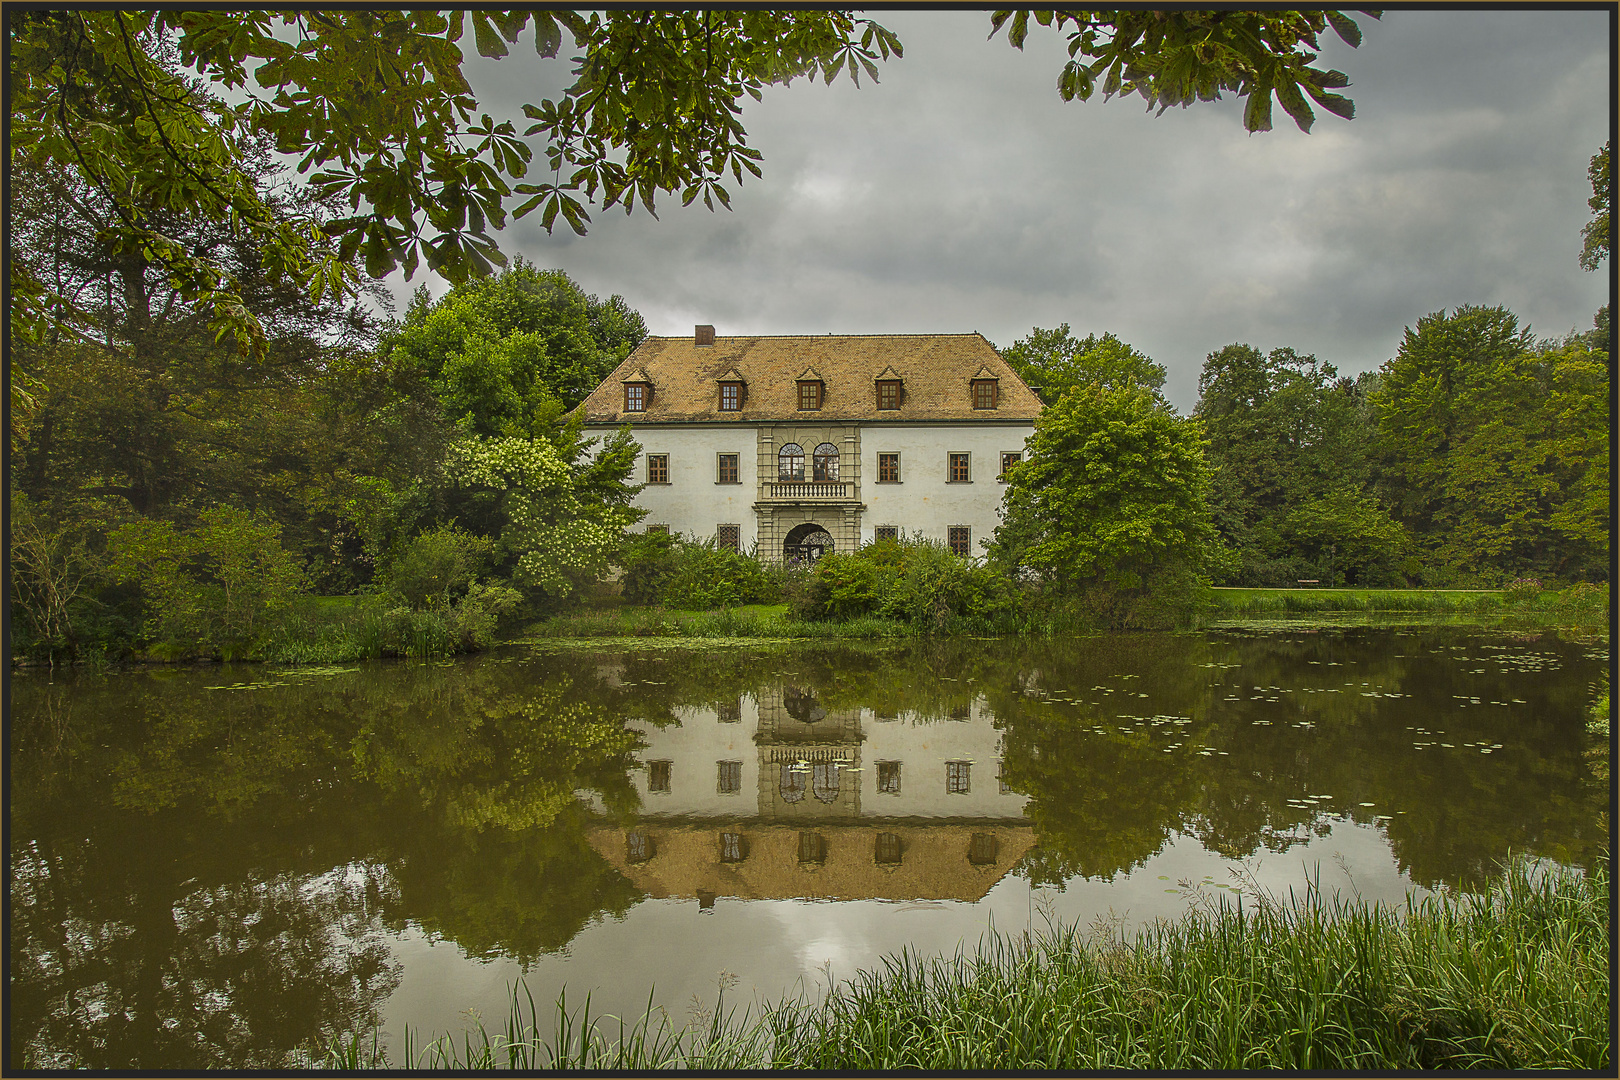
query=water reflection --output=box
[7,627,1606,1068]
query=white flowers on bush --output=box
[448,435,638,597]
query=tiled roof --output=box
[579,333,1043,423]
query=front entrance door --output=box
[783,522,834,563]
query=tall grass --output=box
[321,858,1608,1070]
[1207,582,1607,626]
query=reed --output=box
[321,857,1608,1070]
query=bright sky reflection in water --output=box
[7,626,1607,1068]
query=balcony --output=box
[762,481,853,501]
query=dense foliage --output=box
[991,384,1226,627]
[8,10,1375,361]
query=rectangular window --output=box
[876,380,901,411]
[626,831,654,862]
[717,524,740,552]
[873,525,899,542]
[717,453,739,484]
[797,381,822,411]
[969,832,998,864]
[647,454,669,484]
[717,697,741,723]
[798,831,827,863]
[948,526,970,557]
[719,382,742,411]
[877,452,900,483]
[625,383,647,411]
[972,380,998,410]
[648,760,672,793]
[998,761,1013,795]
[720,831,746,862]
[717,760,742,794]
[946,760,971,794]
[999,452,1022,480]
[877,761,901,794]
[948,453,970,482]
[874,832,902,865]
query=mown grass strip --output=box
[320,858,1608,1070]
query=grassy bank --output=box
[515,603,921,641]
[322,858,1608,1070]
[1206,583,1606,626]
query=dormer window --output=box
[625,383,648,411]
[720,382,743,411]
[972,379,998,410]
[877,380,901,411]
[797,381,822,411]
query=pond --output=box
[7,625,1608,1069]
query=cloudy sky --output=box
[391,9,1612,412]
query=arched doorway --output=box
[783,522,834,563]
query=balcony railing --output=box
[763,481,852,500]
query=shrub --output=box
[620,534,781,610]
[1503,577,1544,604]
[386,525,498,610]
[792,535,1025,633]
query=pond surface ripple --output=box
[8,625,1607,1069]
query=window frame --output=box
[876,452,901,483]
[777,442,806,482]
[716,452,740,484]
[717,523,741,552]
[796,381,823,411]
[999,451,1022,481]
[812,442,840,482]
[646,453,669,484]
[946,760,971,795]
[873,525,900,542]
[716,760,742,795]
[971,379,999,410]
[718,381,743,411]
[947,452,971,483]
[876,379,901,411]
[648,759,673,793]
[948,526,971,558]
[646,524,670,535]
[624,383,648,412]
[876,761,902,794]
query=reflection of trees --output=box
[6,627,1607,1066]
[7,656,657,1068]
[8,786,400,1069]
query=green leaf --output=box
[1325,11,1362,48]
[471,12,508,59]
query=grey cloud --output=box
[386,9,1610,412]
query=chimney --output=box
[695,324,715,347]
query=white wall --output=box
[860,700,1029,819]
[860,423,1035,555]
[604,425,759,550]
[587,420,1035,558]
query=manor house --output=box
[578,326,1042,560]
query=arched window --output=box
[778,443,805,481]
[780,764,806,803]
[812,762,840,803]
[813,443,840,482]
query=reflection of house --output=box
[578,329,1042,560]
[576,682,1033,902]
[584,823,1037,903]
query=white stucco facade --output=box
[586,419,1036,559]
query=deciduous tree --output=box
[990,384,1224,626]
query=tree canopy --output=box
[999,325,1166,405]
[9,9,1378,356]
[1580,142,1611,272]
[990,384,1225,625]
